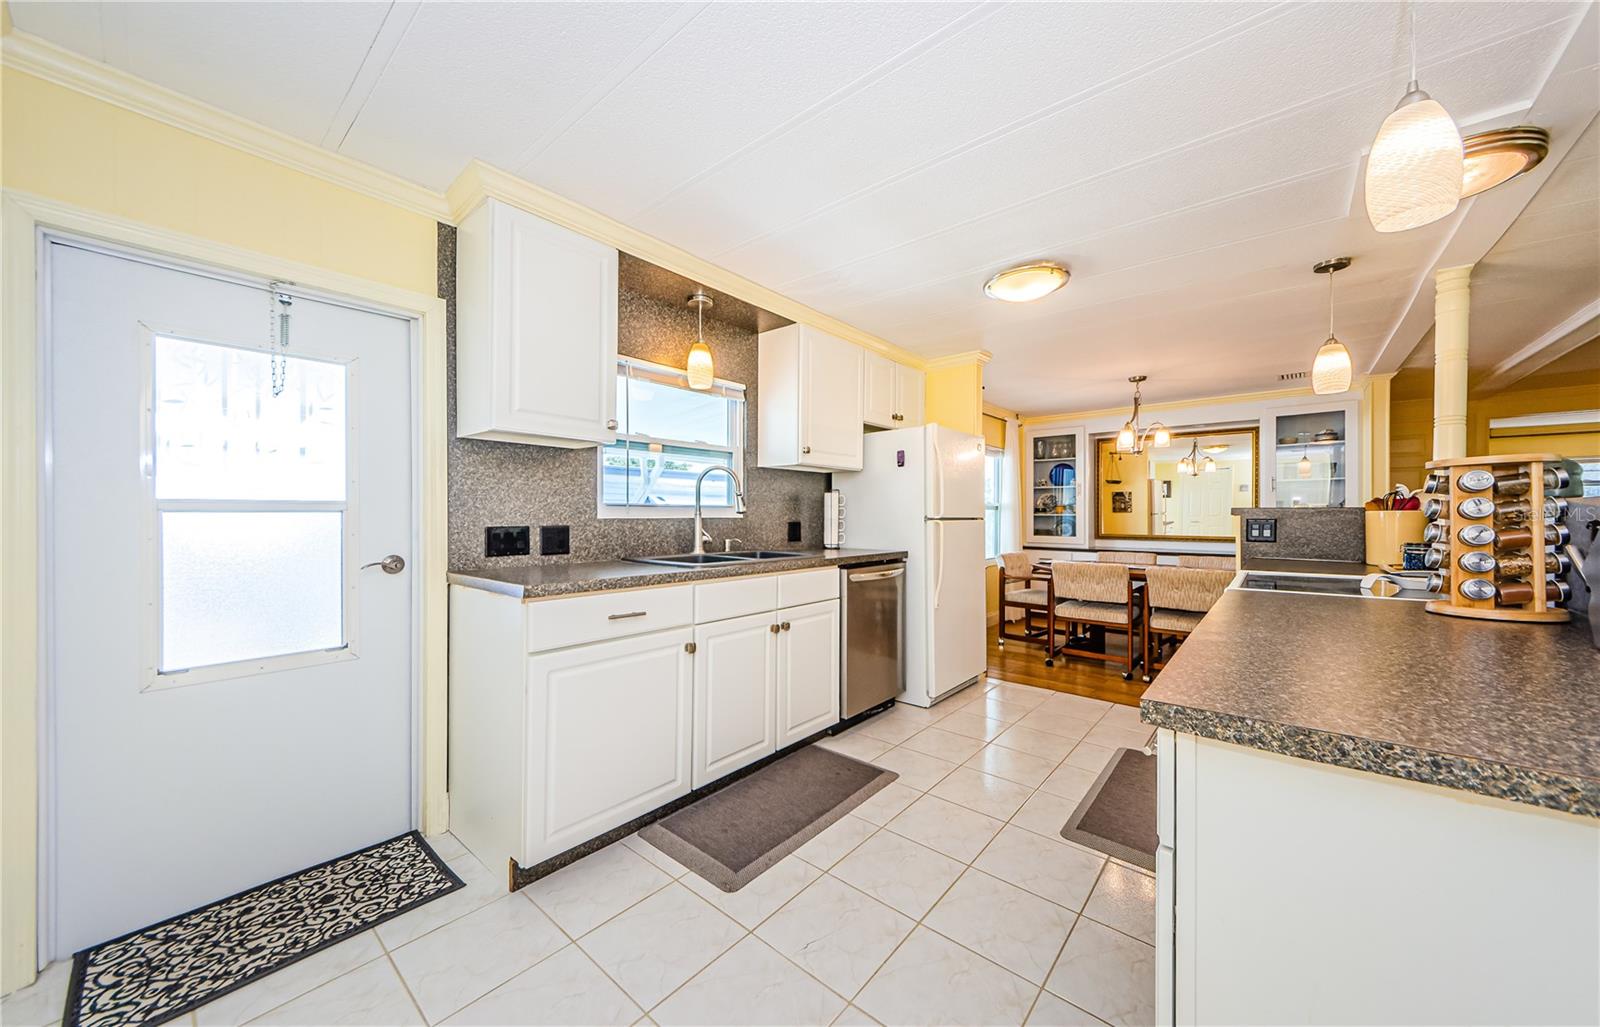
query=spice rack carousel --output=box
[1420,453,1577,623]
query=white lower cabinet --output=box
[527,628,694,862]
[777,600,841,748]
[693,611,777,787]
[449,571,845,872]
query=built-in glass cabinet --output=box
[1267,402,1359,508]
[1024,424,1088,547]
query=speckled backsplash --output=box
[1232,506,1365,563]
[441,224,825,571]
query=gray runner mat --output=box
[1062,746,1157,871]
[640,745,897,891]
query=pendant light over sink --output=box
[1310,257,1353,395]
[685,291,715,390]
[1364,4,1463,233]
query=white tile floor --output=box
[1,678,1155,1027]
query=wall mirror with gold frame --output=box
[1095,428,1259,541]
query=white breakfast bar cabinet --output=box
[448,567,841,872]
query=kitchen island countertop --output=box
[449,548,908,599]
[1141,588,1600,817]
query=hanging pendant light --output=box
[686,291,715,390]
[1114,376,1169,454]
[1298,453,1314,479]
[1365,4,1462,233]
[1310,257,1353,395]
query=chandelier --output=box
[1115,376,1170,455]
[1176,437,1216,476]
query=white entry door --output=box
[43,239,416,958]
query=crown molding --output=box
[447,161,928,369]
[0,29,451,221]
[923,350,992,370]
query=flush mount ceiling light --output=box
[1460,126,1550,197]
[1202,444,1230,455]
[686,291,715,390]
[1115,376,1170,455]
[1364,5,1463,232]
[1310,257,1354,395]
[983,262,1069,302]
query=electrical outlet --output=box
[787,521,802,543]
[1245,517,1277,543]
[485,526,530,557]
[539,525,571,556]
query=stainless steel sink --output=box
[625,549,810,568]
[625,553,747,567]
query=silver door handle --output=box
[361,555,405,574]
[607,611,648,620]
[849,567,904,582]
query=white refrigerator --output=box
[834,424,987,707]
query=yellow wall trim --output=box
[446,162,927,369]
[0,29,451,221]
[924,349,992,370]
[1016,381,1378,426]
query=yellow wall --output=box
[925,359,985,436]
[1,68,438,294]
[1096,444,1150,537]
[1390,347,1600,486]
[2,64,440,993]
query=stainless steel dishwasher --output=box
[841,560,905,718]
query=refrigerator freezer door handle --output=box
[931,430,944,517]
[933,521,945,610]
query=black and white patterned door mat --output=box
[63,831,463,1027]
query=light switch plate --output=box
[1245,518,1277,543]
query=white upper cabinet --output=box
[864,351,923,429]
[456,198,619,447]
[893,365,925,427]
[863,351,896,428]
[758,323,864,472]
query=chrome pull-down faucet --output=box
[692,466,746,555]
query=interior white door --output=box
[43,240,415,957]
[775,600,841,748]
[926,518,986,700]
[692,611,777,787]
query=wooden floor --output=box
[985,623,1148,707]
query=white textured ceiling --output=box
[11,1,1598,414]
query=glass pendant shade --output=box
[1365,87,1463,233]
[1202,456,1217,473]
[1116,424,1136,452]
[1178,456,1192,475]
[1298,454,1313,479]
[1152,425,1171,448]
[1312,335,1353,395]
[686,340,714,390]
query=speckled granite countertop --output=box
[1241,557,1382,576]
[450,548,908,599]
[1141,589,1600,818]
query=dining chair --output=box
[1176,555,1235,570]
[996,552,1054,656]
[1141,567,1234,681]
[1049,561,1142,679]
[1096,551,1158,565]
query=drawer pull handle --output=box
[607,611,648,621]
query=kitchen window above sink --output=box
[598,357,745,519]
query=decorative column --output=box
[1432,264,1472,460]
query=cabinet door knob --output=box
[684,641,697,654]
[770,623,781,634]
[606,418,618,430]
[802,445,812,455]
[781,621,791,631]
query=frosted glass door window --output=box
[159,512,344,671]
[151,335,350,675]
